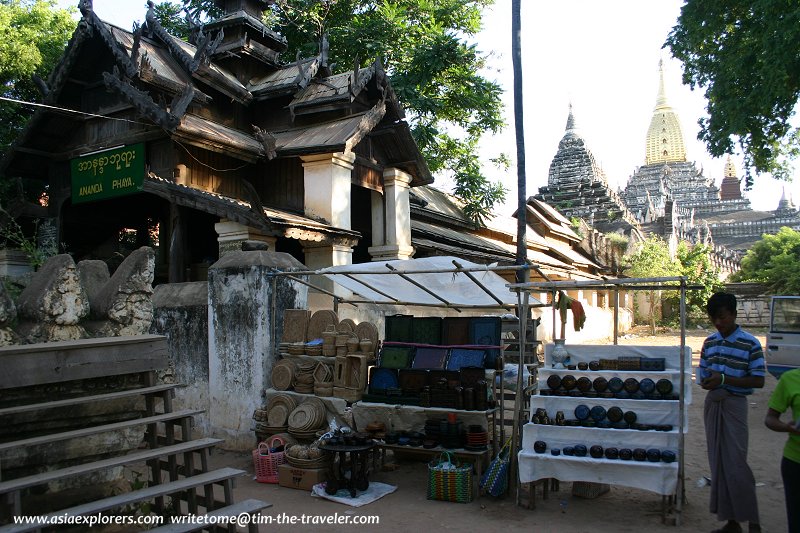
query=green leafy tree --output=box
[623,235,681,334]
[730,227,800,294]
[158,0,506,224]
[666,1,800,186]
[0,0,76,152]
[669,241,723,323]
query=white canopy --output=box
[319,256,542,308]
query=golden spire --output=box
[645,59,686,165]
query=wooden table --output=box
[318,442,377,498]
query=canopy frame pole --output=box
[342,273,399,302]
[452,260,506,306]
[384,264,461,312]
[281,274,358,308]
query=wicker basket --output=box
[427,452,473,503]
[252,436,286,484]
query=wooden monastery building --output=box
[0,0,610,287]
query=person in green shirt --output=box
[765,368,800,533]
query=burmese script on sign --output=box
[70,143,145,204]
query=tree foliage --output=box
[157,0,506,224]
[0,0,76,152]
[666,1,800,185]
[670,241,723,323]
[623,236,680,333]
[730,227,800,295]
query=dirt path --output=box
[220,327,789,533]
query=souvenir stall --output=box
[256,257,546,497]
[508,277,694,525]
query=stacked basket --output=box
[287,397,328,440]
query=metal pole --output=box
[677,280,687,525]
[613,288,619,345]
[510,289,528,505]
[452,260,506,305]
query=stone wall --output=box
[150,282,210,434]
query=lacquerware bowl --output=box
[563,446,575,456]
[607,406,624,423]
[561,375,577,390]
[656,378,673,395]
[534,440,547,454]
[573,444,587,457]
[632,448,647,461]
[646,448,662,462]
[607,377,624,393]
[578,362,589,371]
[547,374,562,390]
[623,410,637,424]
[588,360,601,371]
[551,448,561,456]
[639,378,656,395]
[589,445,604,458]
[589,405,607,422]
[624,377,640,394]
[592,376,608,393]
[661,450,677,463]
[574,404,591,421]
[618,448,633,460]
[604,447,619,460]
[576,377,592,393]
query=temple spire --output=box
[565,102,577,132]
[655,58,668,110]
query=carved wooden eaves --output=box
[103,66,194,131]
[252,125,278,160]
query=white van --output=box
[765,296,800,378]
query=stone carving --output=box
[77,259,111,318]
[93,247,155,337]
[16,254,89,342]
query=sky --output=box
[55,0,800,214]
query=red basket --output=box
[252,436,286,483]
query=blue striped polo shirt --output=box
[699,325,766,395]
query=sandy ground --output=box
[215,327,790,533]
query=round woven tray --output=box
[266,393,298,415]
[288,404,315,430]
[271,361,295,391]
[266,404,289,426]
[307,310,338,342]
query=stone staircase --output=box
[0,335,270,532]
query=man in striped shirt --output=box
[699,292,765,533]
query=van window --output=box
[771,298,800,333]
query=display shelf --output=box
[523,423,681,450]
[519,343,691,497]
[518,450,678,495]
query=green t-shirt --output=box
[768,368,800,463]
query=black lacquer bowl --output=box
[656,378,674,395]
[592,376,608,393]
[534,440,547,454]
[607,406,624,423]
[561,374,577,391]
[623,377,640,394]
[589,445,604,458]
[639,378,656,395]
[547,374,562,390]
[607,377,624,393]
